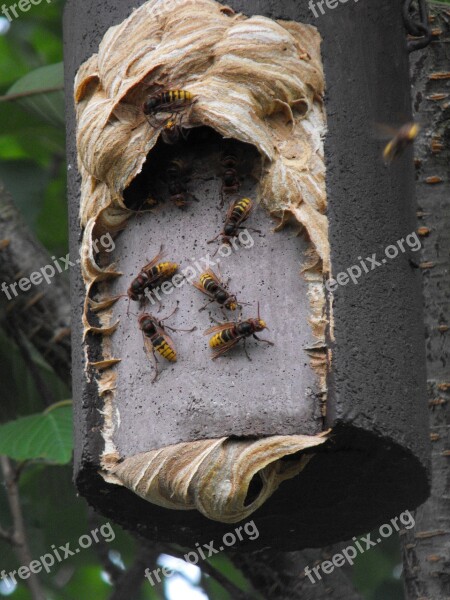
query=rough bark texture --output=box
[403,6,450,600]
[232,545,363,600]
[0,185,71,384]
[1,456,46,600]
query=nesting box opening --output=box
[122,126,261,213]
[244,473,264,507]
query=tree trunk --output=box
[232,545,363,600]
[402,5,450,600]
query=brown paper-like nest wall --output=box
[75,0,331,523]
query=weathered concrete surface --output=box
[65,0,430,549]
[109,138,322,457]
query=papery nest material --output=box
[74,0,330,523]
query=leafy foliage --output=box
[6,62,64,126]
[0,402,72,464]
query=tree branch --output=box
[197,558,255,600]
[0,457,46,600]
[0,86,64,103]
[108,543,159,600]
[0,524,13,543]
[0,183,71,384]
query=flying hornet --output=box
[381,122,420,164]
[193,269,243,313]
[139,305,196,382]
[204,303,273,360]
[208,197,259,246]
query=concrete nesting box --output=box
[65,0,430,550]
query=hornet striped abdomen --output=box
[163,90,192,103]
[153,334,177,362]
[201,272,229,304]
[147,262,178,283]
[382,122,420,164]
[139,314,177,363]
[166,158,195,208]
[193,269,239,311]
[139,307,196,382]
[220,151,240,206]
[127,246,178,303]
[226,198,252,235]
[209,326,240,349]
[205,305,273,360]
[208,197,255,246]
[143,90,193,115]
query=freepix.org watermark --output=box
[1,0,52,22]
[0,522,115,589]
[0,233,115,301]
[304,511,415,584]
[326,231,421,293]
[309,0,360,19]
[144,520,260,587]
[144,229,255,306]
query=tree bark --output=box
[0,184,71,384]
[107,544,157,600]
[402,5,450,600]
[232,546,363,600]
[1,457,46,600]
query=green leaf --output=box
[55,565,112,600]
[36,158,69,254]
[0,101,65,163]
[374,580,404,600]
[353,535,399,599]
[0,159,48,229]
[202,576,231,600]
[208,554,257,595]
[0,403,73,464]
[0,330,69,422]
[31,24,63,65]
[0,135,29,160]
[6,63,64,126]
[0,35,31,87]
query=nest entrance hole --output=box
[123,126,261,212]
